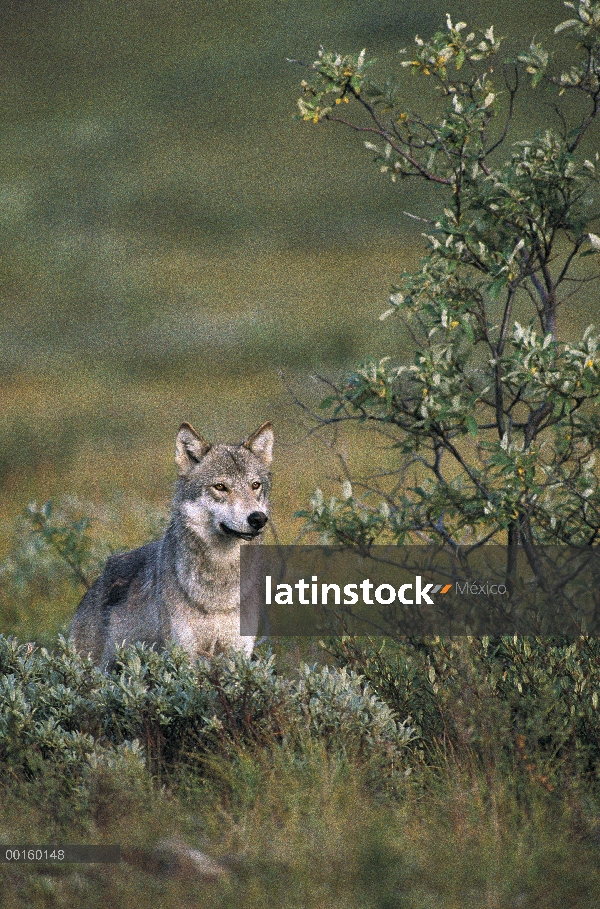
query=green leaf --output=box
[488,279,505,300]
[466,415,478,437]
[463,321,475,343]
[319,396,336,410]
[554,18,580,33]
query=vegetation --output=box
[0,635,411,785]
[3,634,600,906]
[293,1,600,570]
[5,3,600,906]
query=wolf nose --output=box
[247,511,268,531]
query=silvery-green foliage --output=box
[4,631,600,792]
[1,499,169,614]
[293,4,600,557]
[0,635,414,785]
[327,634,600,786]
[23,501,98,588]
[293,664,412,753]
[0,501,115,634]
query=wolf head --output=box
[173,421,273,544]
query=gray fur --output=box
[70,421,273,666]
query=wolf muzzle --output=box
[220,511,268,540]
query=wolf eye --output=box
[251,481,261,490]
[213,483,228,492]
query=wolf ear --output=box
[243,421,274,467]
[175,423,211,475]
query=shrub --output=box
[0,635,415,789]
[326,634,600,788]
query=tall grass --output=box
[2,737,599,907]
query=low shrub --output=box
[0,635,415,788]
[326,635,600,788]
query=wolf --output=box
[70,421,273,666]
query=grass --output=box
[1,746,600,908]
